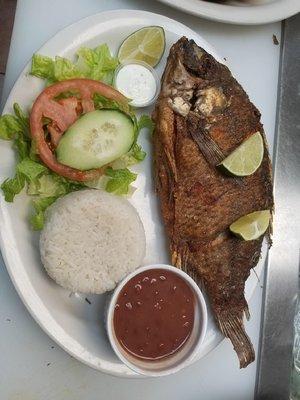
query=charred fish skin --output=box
[153,37,273,368]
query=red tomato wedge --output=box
[30,79,128,182]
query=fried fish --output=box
[152,37,273,368]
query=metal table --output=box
[255,14,300,400]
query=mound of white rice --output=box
[40,190,146,294]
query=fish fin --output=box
[165,148,178,183]
[171,243,201,283]
[266,228,273,248]
[164,156,175,206]
[171,243,186,268]
[189,125,224,165]
[180,262,200,284]
[244,306,250,321]
[266,210,273,248]
[188,116,244,186]
[218,310,255,368]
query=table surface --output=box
[0,0,16,96]
[0,0,281,399]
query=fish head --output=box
[160,37,228,118]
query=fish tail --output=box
[218,309,255,368]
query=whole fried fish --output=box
[153,37,273,368]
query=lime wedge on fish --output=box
[230,210,271,241]
[219,132,264,176]
[118,26,165,67]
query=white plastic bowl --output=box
[106,264,207,377]
[113,61,160,108]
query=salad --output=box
[0,43,154,229]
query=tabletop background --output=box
[0,0,16,96]
[0,0,281,399]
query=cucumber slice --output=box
[56,110,134,170]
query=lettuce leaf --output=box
[0,115,23,140]
[31,54,83,83]
[30,197,58,230]
[27,174,66,197]
[28,174,84,230]
[0,105,34,202]
[14,133,30,160]
[27,173,83,197]
[13,104,31,159]
[137,114,154,135]
[130,143,146,162]
[31,44,118,84]
[93,93,131,114]
[113,143,146,169]
[53,57,83,81]
[128,115,153,163]
[13,103,30,132]
[30,54,55,82]
[17,158,47,181]
[77,44,118,84]
[0,102,30,141]
[105,167,137,195]
[1,172,26,202]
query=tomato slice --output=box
[30,79,128,182]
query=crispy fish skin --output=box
[153,37,273,368]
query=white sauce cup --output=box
[106,264,207,377]
[113,61,160,108]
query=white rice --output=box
[40,189,146,294]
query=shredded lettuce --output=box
[1,172,26,202]
[30,197,58,230]
[128,143,146,162]
[0,102,149,228]
[0,103,85,228]
[137,114,154,135]
[77,44,118,83]
[28,175,84,230]
[31,44,118,85]
[0,115,24,140]
[31,54,83,84]
[30,54,55,82]
[113,144,146,169]
[28,174,67,197]
[0,106,31,202]
[105,167,137,195]
[14,134,30,160]
[93,93,131,114]
[17,158,47,181]
[53,57,83,81]
[1,41,154,229]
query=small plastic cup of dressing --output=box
[113,61,160,108]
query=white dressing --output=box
[115,63,158,107]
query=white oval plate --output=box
[0,10,267,377]
[157,0,300,25]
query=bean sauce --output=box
[113,269,195,361]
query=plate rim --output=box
[157,0,300,25]
[0,8,266,377]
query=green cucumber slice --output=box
[56,110,134,170]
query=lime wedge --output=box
[230,210,271,241]
[118,26,165,67]
[219,132,264,177]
